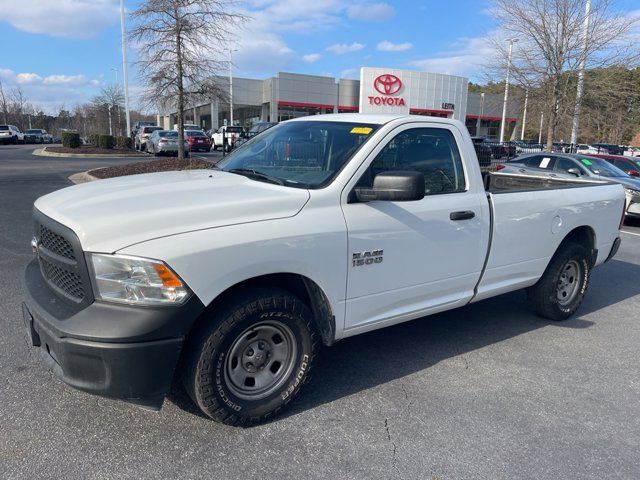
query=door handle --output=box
[450,210,475,221]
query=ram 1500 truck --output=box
[22,114,624,426]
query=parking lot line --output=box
[621,230,640,237]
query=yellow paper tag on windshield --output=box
[351,127,373,135]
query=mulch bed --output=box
[47,146,144,155]
[90,157,213,179]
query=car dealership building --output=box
[160,67,521,139]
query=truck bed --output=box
[485,171,610,193]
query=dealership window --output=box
[357,128,465,195]
[278,105,322,122]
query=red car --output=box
[185,130,212,152]
[588,154,640,177]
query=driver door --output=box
[341,125,489,333]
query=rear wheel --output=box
[527,243,590,321]
[183,287,319,426]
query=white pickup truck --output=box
[211,125,245,151]
[22,114,624,426]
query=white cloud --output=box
[0,69,103,113]
[16,73,43,84]
[0,0,119,39]
[347,3,395,21]
[43,75,87,85]
[233,0,346,75]
[326,42,365,55]
[377,41,413,52]
[409,34,495,78]
[302,53,322,63]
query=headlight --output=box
[624,187,640,197]
[87,254,189,306]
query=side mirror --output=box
[627,170,639,177]
[355,171,425,202]
[567,168,582,177]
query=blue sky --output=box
[0,0,638,113]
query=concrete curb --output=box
[34,146,147,159]
[68,170,100,184]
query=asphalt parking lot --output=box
[1,143,639,479]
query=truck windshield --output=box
[217,121,379,188]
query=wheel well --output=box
[558,226,596,265]
[188,274,336,347]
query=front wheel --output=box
[527,243,590,321]
[183,288,320,426]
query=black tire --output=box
[527,243,590,321]
[183,287,320,426]
[13,136,18,145]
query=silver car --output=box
[135,125,163,151]
[502,153,640,218]
[146,130,188,156]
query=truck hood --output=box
[35,169,310,252]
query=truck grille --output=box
[39,257,85,300]
[39,224,76,260]
[34,211,91,306]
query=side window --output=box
[555,158,584,175]
[358,128,465,195]
[519,155,541,167]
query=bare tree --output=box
[92,84,126,135]
[130,0,245,160]
[488,0,639,149]
[0,80,9,124]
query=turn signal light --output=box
[153,263,184,288]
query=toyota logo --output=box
[374,74,403,95]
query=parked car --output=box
[0,125,24,144]
[24,129,53,144]
[470,136,493,167]
[234,122,278,148]
[22,114,624,425]
[575,144,600,154]
[587,154,640,177]
[592,143,624,156]
[135,126,163,151]
[211,125,245,151]
[146,130,189,156]
[185,130,212,152]
[131,121,156,139]
[247,122,277,137]
[502,152,640,218]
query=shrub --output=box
[61,132,81,149]
[89,134,100,146]
[115,136,133,149]
[98,134,115,149]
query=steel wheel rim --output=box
[557,259,581,306]
[225,321,297,400]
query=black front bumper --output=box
[23,258,205,409]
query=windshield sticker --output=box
[581,158,593,166]
[350,127,373,135]
[539,157,551,168]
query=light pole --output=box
[111,67,119,84]
[107,104,113,136]
[499,38,518,143]
[476,92,485,136]
[228,48,238,126]
[570,0,591,147]
[521,89,528,140]
[538,112,544,145]
[120,0,131,137]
